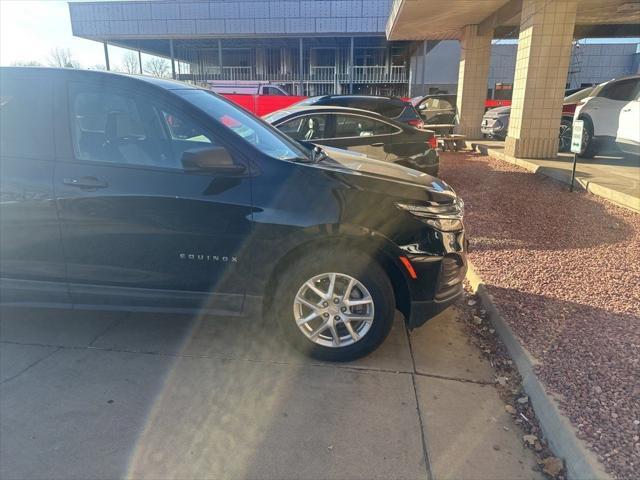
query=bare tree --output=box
[47,48,79,68]
[11,60,43,66]
[119,51,140,74]
[144,57,170,78]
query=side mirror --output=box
[181,146,246,174]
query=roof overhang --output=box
[386,0,640,40]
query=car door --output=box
[0,71,70,305]
[54,78,253,313]
[616,80,640,149]
[329,113,400,160]
[588,79,638,139]
[417,96,456,125]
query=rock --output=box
[489,328,495,334]
[633,419,639,426]
[505,405,517,415]
[594,386,603,394]
[517,396,529,404]
[496,376,508,386]
[473,316,483,325]
[467,299,476,306]
[493,444,500,451]
[523,434,538,446]
[542,457,564,477]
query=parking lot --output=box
[1,306,542,480]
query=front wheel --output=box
[579,120,597,158]
[271,250,395,361]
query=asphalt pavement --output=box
[0,305,542,480]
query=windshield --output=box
[262,109,294,124]
[175,89,309,161]
[564,86,596,103]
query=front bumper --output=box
[480,118,506,137]
[397,229,467,328]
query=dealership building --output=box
[69,0,639,160]
[68,0,639,98]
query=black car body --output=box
[0,67,466,361]
[291,95,425,128]
[264,106,440,176]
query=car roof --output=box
[268,105,398,118]
[0,66,197,91]
[264,105,409,126]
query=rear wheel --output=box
[271,250,395,361]
[579,119,597,158]
[558,118,572,152]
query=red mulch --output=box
[439,151,640,480]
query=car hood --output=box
[313,144,457,203]
[484,106,511,117]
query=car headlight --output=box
[494,119,503,129]
[396,199,464,232]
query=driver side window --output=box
[277,115,327,141]
[69,82,216,170]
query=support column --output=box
[505,0,577,159]
[298,38,304,96]
[455,25,492,139]
[349,37,354,94]
[169,39,176,79]
[138,50,143,74]
[103,42,110,71]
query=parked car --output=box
[263,106,440,176]
[481,86,598,152]
[290,95,425,128]
[0,67,467,361]
[205,80,290,96]
[410,94,512,134]
[574,74,640,158]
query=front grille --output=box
[435,254,466,301]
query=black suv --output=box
[292,95,425,128]
[0,68,467,361]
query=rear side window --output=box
[598,79,640,101]
[0,76,54,160]
[333,114,398,137]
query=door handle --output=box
[63,177,109,189]
[370,142,385,147]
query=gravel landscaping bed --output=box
[440,151,640,480]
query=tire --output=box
[271,249,395,362]
[579,119,597,158]
[558,118,572,152]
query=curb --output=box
[472,143,640,213]
[466,263,611,480]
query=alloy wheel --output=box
[292,272,374,348]
[559,123,572,151]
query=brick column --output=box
[505,0,577,159]
[455,25,492,139]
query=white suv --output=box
[574,75,640,158]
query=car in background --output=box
[410,93,512,134]
[481,86,598,152]
[264,106,440,176]
[290,95,425,129]
[1,67,467,362]
[574,74,640,158]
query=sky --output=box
[0,0,136,69]
[1,0,638,69]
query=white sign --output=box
[571,120,584,154]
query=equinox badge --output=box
[179,253,239,263]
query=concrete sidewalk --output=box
[0,306,542,480]
[471,139,640,212]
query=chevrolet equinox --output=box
[0,68,467,361]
